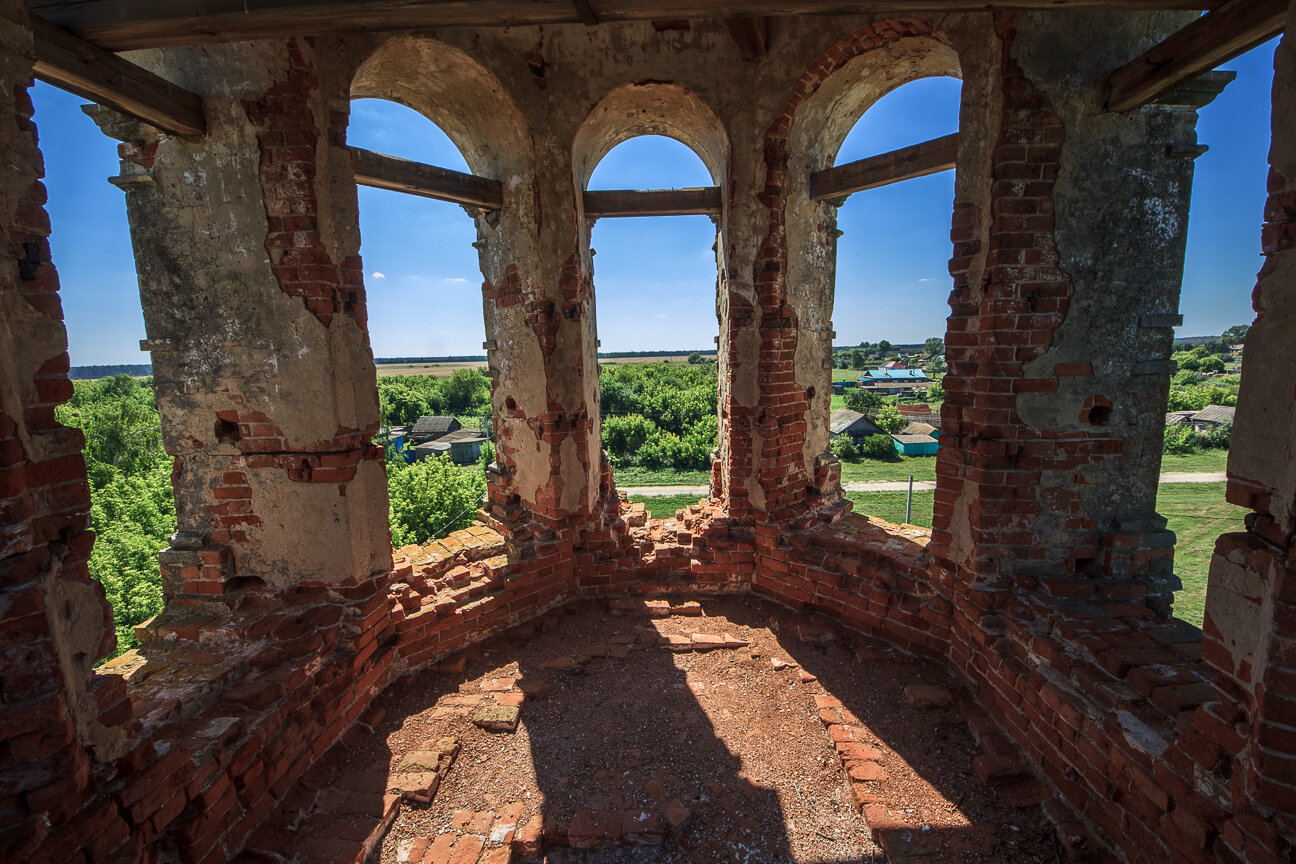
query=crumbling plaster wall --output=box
[111,38,391,595]
[1012,10,1200,604]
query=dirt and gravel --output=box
[342,595,1060,863]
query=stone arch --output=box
[571,82,729,194]
[766,22,961,516]
[350,36,531,179]
[570,83,731,499]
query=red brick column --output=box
[97,39,392,623]
[0,11,133,858]
[1203,8,1296,852]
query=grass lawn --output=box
[1158,482,1240,628]
[838,456,938,484]
[845,491,935,527]
[614,466,711,487]
[1159,449,1228,473]
[627,493,710,518]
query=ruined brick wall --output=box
[4,9,1296,864]
[0,3,136,857]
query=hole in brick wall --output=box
[807,385,816,401]
[506,396,517,411]
[1087,404,1112,426]
[215,417,240,444]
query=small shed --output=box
[1189,404,1235,431]
[1165,411,1196,427]
[413,428,488,465]
[410,416,461,443]
[891,433,940,457]
[900,421,939,439]
[830,409,885,445]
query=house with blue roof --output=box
[857,367,930,396]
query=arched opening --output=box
[570,83,730,509]
[31,81,174,659]
[350,37,531,547]
[1161,37,1280,628]
[586,135,720,505]
[348,97,492,547]
[830,75,961,529]
[782,33,961,532]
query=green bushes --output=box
[857,434,898,461]
[599,363,718,471]
[830,435,858,459]
[378,368,491,427]
[386,452,486,547]
[56,376,175,657]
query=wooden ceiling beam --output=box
[30,16,205,137]
[572,0,600,25]
[350,147,503,210]
[1105,0,1288,112]
[584,187,722,217]
[810,133,958,201]
[29,1,1227,52]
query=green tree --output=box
[857,434,898,461]
[687,352,703,364]
[923,337,944,358]
[1220,324,1249,345]
[1163,424,1197,455]
[830,434,858,459]
[387,454,486,547]
[1198,355,1226,374]
[872,404,906,434]
[844,388,885,412]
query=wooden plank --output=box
[583,187,721,217]
[1105,0,1288,112]
[572,0,601,25]
[349,147,503,209]
[725,17,770,60]
[810,133,958,201]
[31,1,1227,52]
[30,16,204,136]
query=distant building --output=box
[1188,404,1235,431]
[857,367,929,396]
[412,428,489,465]
[410,416,461,443]
[891,433,940,457]
[829,409,885,445]
[899,421,939,439]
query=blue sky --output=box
[33,37,1278,365]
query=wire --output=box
[432,492,486,539]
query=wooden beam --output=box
[349,147,503,209]
[583,187,721,217]
[810,133,958,201]
[725,17,770,60]
[572,0,600,25]
[30,1,1227,52]
[1105,0,1288,112]
[30,16,204,136]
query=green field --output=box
[627,482,1236,630]
[1159,450,1228,473]
[614,466,711,487]
[1157,482,1239,627]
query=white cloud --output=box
[443,277,469,284]
[918,277,931,283]
[371,272,386,279]
[655,313,669,319]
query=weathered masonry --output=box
[2,1,1294,862]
